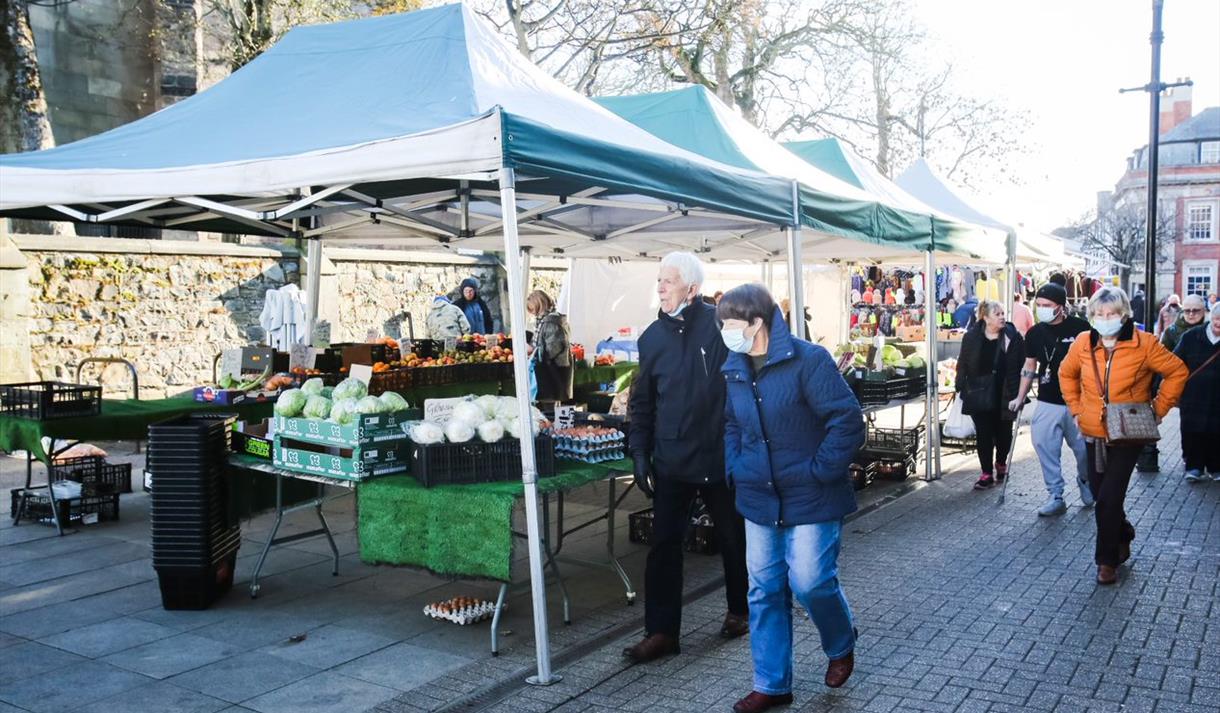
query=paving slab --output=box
[169,651,321,704]
[259,623,396,669]
[101,632,243,679]
[78,679,231,713]
[242,671,399,713]
[39,615,178,658]
[0,660,150,713]
[335,642,473,691]
[0,640,88,686]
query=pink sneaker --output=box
[973,473,995,490]
[995,463,1008,483]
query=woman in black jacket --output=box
[1173,302,1220,482]
[956,300,1024,490]
[527,290,573,403]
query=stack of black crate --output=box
[148,414,241,610]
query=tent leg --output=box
[499,167,559,687]
[786,182,804,339]
[521,248,532,307]
[924,250,940,481]
[1004,231,1017,321]
[304,238,322,346]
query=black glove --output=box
[632,452,655,499]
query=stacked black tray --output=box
[147,414,241,610]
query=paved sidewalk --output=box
[393,410,1219,713]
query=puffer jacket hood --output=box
[722,308,864,527]
[459,277,480,295]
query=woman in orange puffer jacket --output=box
[1059,287,1187,586]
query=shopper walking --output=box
[956,300,1024,490]
[1161,294,1207,352]
[526,290,573,403]
[718,284,864,712]
[452,277,494,334]
[1009,283,1094,515]
[1060,287,1187,585]
[1154,294,1182,338]
[1011,292,1035,336]
[1172,302,1220,482]
[625,252,749,663]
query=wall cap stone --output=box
[324,247,498,266]
[10,234,300,259]
[0,234,26,269]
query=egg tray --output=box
[423,597,501,626]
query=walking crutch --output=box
[997,406,1025,506]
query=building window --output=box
[1186,201,1216,242]
[1184,262,1216,298]
[1202,141,1220,164]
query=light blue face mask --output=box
[721,322,759,354]
[1092,316,1123,337]
[665,286,695,318]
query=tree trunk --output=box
[872,52,891,177]
[0,0,69,235]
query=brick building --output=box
[1106,85,1220,302]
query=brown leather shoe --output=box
[622,633,679,663]
[825,651,854,688]
[732,691,793,713]
[721,612,749,639]
[1097,565,1117,585]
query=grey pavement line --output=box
[417,474,933,713]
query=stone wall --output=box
[8,236,297,398]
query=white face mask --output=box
[1092,316,1123,337]
[665,286,694,318]
[1035,306,1058,323]
[721,324,756,354]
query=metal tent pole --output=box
[498,166,558,686]
[521,248,533,306]
[304,238,323,346]
[1005,231,1017,321]
[786,182,805,338]
[924,249,941,480]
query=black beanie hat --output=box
[1035,282,1067,306]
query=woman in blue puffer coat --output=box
[718,284,865,713]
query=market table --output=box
[358,457,635,654]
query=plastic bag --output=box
[943,394,975,439]
[527,353,539,402]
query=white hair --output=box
[659,252,706,289]
[1087,286,1132,320]
[1211,302,1220,319]
[1183,293,1206,309]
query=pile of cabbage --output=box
[406,395,545,445]
[273,377,409,425]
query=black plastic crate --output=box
[409,435,555,487]
[155,551,237,610]
[0,381,102,420]
[627,508,719,555]
[863,425,922,458]
[10,487,120,527]
[50,456,133,495]
[853,379,889,407]
[410,340,441,359]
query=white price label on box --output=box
[220,349,243,380]
[366,328,379,343]
[289,344,316,371]
[443,336,458,353]
[424,397,467,424]
[554,405,576,430]
[349,364,373,385]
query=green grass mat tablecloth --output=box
[358,458,631,582]
[0,397,276,463]
[573,363,638,391]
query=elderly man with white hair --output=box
[1172,301,1220,482]
[624,251,750,663]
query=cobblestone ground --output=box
[385,410,1220,713]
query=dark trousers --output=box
[644,477,749,637]
[971,409,1013,474]
[1182,430,1220,473]
[1087,442,1140,567]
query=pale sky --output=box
[909,0,1220,233]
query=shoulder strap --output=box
[1188,347,1220,382]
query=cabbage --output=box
[378,391,409,412]
[355,396,384,414]
[493,397,519,420]
[475,394,500,418]
[332,377,368,401]
[409,420,445,445]
[321,387,334,399]
[300,378,325,396]
[274,388,307,417]
[477,419,505,443]
[328,398,359,425]
[302,395,332,420]
[504,416,539,439]
[445,420,475,443]
[452,400,486,426]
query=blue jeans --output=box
[745,518,855,695]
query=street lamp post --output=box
[1120,0,1192,473]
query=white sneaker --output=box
[1078,477,1095,507]
[1037,498,1067,517]
[1185,470,1204,483]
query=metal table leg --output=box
[250,474,339,598]
[541,493,571,625]
[606,475,636,605]
[490,582,509,656]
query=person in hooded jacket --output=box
[717,283,865,713]
[956,300,1024,490]
[426,295,470,339]
[453,277,494,334]
[526,290,573,402]
[1173,302,1220,482]
[624,252,750,665]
